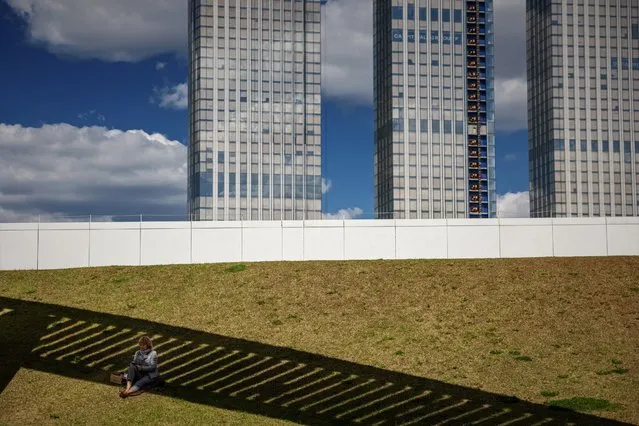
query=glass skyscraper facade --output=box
[374,0,496,219]
[527,0,639,217]
[188,0,323,221]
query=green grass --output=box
[225,264,247,273]
[111,275,131,284]
[1,257,638,424]
[541,390,559,398]
[514,355,533,362]
[548,397,620,412]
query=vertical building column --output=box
[465,0,489,218]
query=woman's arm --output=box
[137,351,158,372]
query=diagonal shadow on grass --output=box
[0,296,630,426]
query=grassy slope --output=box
[0,257,638,424]
[0,369,295,426]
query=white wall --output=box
[0,224,38,270]
[499,219,554,258]
[90,222,140,267]
[1,218,637,270]
[605,217,639,256]
[38,223,90,270]
[395,220,447,259]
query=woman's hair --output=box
[138,335,153,349]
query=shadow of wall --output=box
[0,297,629,426]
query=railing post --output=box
[88,214,91,267]
[36,214,41,270]
[139,214,142,266]
[604,217,609,256]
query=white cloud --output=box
[495,78,528,132]
[504,153,518,162]
[5,0,186,62]
[322,207,364,220]
[321,178,332,194]
[493,0,527,133]
[497,191,530,218]
[321,0,373,104]
[77,110,106,122]
[156,62,167,71]
[154,83,187,110]
[0,123,186,222]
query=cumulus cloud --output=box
[323,207,364,220]
[494,78,528,132]
[0,123,186,222]
[497,191,530,218]
[493,0,527,132]
[321,0,373,103]
[153,83,188,109]
[5,0,186,62]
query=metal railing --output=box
[0,211,530,223]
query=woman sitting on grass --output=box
[119,335,159,398]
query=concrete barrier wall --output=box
[1,218,638,270]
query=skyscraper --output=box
[188,0,323,221]
[374,0,496,219]
[527,0,639,217]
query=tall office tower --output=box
[527,0,639,217]
[188,0,323,221]
[374,0,496,219]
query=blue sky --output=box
[0,0,530,221]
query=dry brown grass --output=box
[1,257,638,424]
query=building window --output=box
[431,8,438,21]
[392,6,403,20]
[444,120,452,133]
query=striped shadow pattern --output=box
[0,297,630,426]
